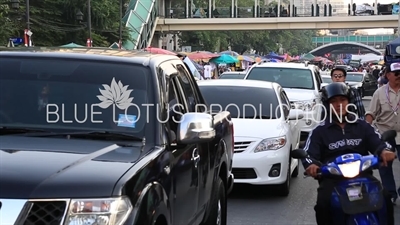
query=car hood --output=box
[283,88,319,102]
[0,136,142,199]
[232,118,284,139]
[347,81,362,87]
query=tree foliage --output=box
[0,0,130,47]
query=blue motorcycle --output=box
[291,130,396,225]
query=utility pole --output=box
[398,0,400,37]
[119,0,123,49]
[25,0,31,47]
[87,0,93,47]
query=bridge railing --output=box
[162,3,396,18]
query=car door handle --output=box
[191,148,200,168]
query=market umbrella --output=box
[210,54,239,64]
[60,42,84,48]
[265,52,284,60]
[144,47,176,55]
[219,50,239,56]
[236,55,254,62]
[300,53,315,61]
[188,52,220,60]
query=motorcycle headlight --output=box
[361,159,372,171]
[293,100,316,111]
[64,196,133,225]
[327,166,341,175]
[254,136,286,153]
[337,160,361,178]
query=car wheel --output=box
[201,177,227,225]
[291,159,299,178]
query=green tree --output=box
[0,0,130,47]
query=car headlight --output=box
[293,100,316,111]
[254,136,286,153]
[64,196,133,225]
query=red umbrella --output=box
[144,47,176,55]
[188,52,220,60]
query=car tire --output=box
[201,177,227,225]
[291,159,299,178]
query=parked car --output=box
[219,71,246,79]
[346,72,378,97]
[0,48,234,225]
[244,62,323,142]
[198,79,303,196]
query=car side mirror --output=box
[290,149,308,159]
[288,109,304,120]
[177,112,216,145]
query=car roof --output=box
[252,62,310,69]
[221,71,245,74]
[347,72,364,75]
[197,79,278,90]
[0,47,179,66]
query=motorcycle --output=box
[291,130,397,225]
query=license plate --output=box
[346,186,363,201]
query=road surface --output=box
[227,97,400,224]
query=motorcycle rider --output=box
[303,82,396,225]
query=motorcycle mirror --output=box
[291,149,308,159]
[381,130,397,142]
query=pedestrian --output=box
[320,67,365,120]
[365,62,400,205]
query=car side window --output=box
[176,65,199,112]
[279,91,290,117]
[167,79,186,132]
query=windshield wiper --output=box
[28,131,143,141]
[0,127,53,135]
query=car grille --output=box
[23,201,67,225]
[234,141,252,153]
[232,168,257,179]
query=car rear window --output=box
[246,67,314,90]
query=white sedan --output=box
[198,79,304,196]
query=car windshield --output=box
[199,85,281,119]
[246,67,314,89]
[346,74,363,82]
[219,74,245,79]
[322,77,332,83]
[0,57,153,136]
